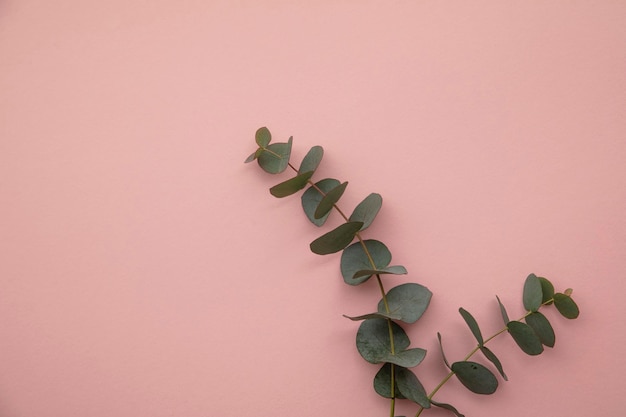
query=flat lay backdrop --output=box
[1,2,625,416]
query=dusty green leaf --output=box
[525,312,555,347]
[269,171,314,198]
[257,137,292,174]
[507,321,544,355]
[309,221,363,255]
[340,240,392,286]
[437,332,451,369]
[396,366,430,408]
[373,363,405,399]
[431,400,465,417]
[343,311,403,322]
[496,295,510,325]
[349,193,383,231]
[299,146,324,174]
[302,179,340,226]
[523,273,543,312]
[459,307,483,346]
[314,181,348,219]
[352,265,407,279]
[244,150,258,163]
[479,346,507,381]
[539,277,555,305]
[356,318,411,364]
[379,283,432,324]
[451,361,498,395]
[255,126,271,147]
[553,293,579,319]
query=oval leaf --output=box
[269,171,314,198]
[257,137,292,174]
[479,346,507,381]
[349,193,383,231]
[459,307,483,345]
[523,273,543,312]
[451,361,498,395]
[373,363,404,399]
[299,146,324,174]
[353,265,407,279]
[507,321,544,355]
[314,181,348,219]
[302,179,340,226]
[255,126,271,147]
[396,366,430,408]
[553,293,580,319]
[356,318,411,364]
[310,221,363,255]
[379,283,432,324]
[539,276,555,304]
[525,312,555,347]
[340,240,392,285]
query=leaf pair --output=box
[374,363,430,409]
[356,318,426,368]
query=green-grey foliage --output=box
[451,361,498,395]
[244,127,581,417]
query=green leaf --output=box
[302,179,340,226]
[309,221,363,255]
[451,361,498,395]
[340,240,393,286]
[459,308,483,346]
[525,312,555,347]
[431,400,465,417]
[299,146,324,174]
[314,181,348,219]
[269,171,314,198]
[523,273,543,312]
[507,321,544,355]
[496,295,510,325]
[379,283,432,324]
[349,193,383,231]
[257,137,293,174]
[353,265,407,278]
[539,277,555,304]
[373,363,404,399]
[396,366,430,408]
[479,346,508,381]
[437,332,451,369]
[343,311,402,322]
[553,293,580,319]
[356,319,425,367]
[244,150,257,163]
[255,126,271,147]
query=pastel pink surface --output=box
[1,2,625,416]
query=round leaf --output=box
[373,363,404,399]
[302,179,340,226]
[309,221,363,255]
[507,321,544,355]
[255,126,271,147]
[451,361,498,395]
[349,193,382,231]
[299,146,324,174]
[525,312,555,347]
[523,273,543,312]
[553,293,580,319]
[257,137,292,174]
[356,318,410,364]
[379,283,432,324]
[340,240,392,285]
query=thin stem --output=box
[413,301,553,417]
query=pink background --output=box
[2,2,625,416]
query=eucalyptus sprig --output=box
[244,127,580,417]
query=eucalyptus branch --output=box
[244,127,580,417]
